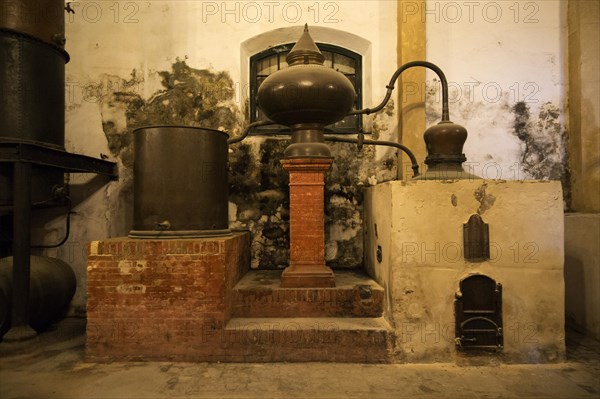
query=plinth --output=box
[85,233,250,361]
[364,180,565,363]
[280,158,335,288]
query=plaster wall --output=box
[422,0,568,193]
[365,180,565,363]
[567,0,600,213]
[563,0,600,342]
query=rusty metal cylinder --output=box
[129,126,231,238]
[1,0,66,47]
[0,0,68,205]
[0,256,76,338]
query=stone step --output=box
[231,270,385,318]
[222,317,393,362]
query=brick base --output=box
[86,233,250,361]
[281,158,335,287]
[86,233,392,362]
[232,270,384,318]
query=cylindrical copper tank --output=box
[0,0,68,205]
[0,256,76,337]
[129,126,231,238]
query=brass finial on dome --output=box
[286,24,325,66]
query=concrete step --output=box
[222,317,393,362]
[232,270,385,318]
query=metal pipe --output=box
[236,130,420,178]
[227,120,276,144]
[349,61,450,122]
[6,162,37,340]
[325,135,420,178]
[31,198,72,249]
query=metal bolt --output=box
[157,220,171,230]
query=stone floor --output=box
[1,318,599,399]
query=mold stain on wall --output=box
[473,182,496,215]
[94,59,397,269]
[228,138,290,269]
[512,101,571,206]
[100,59,242,168]
[324,101,399,268]
[326,143,368,267]
[424,79,569,206]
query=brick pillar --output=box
[280,158,335,288]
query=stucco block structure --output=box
[364,179,565,363]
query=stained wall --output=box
[365,180,566,363]
[564,0,600,340]
[32,1,570,313]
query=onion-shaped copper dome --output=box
[257,25,356,158]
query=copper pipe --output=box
[349,61,450,122]
[243,130,420,178]
[324,135,420,177]
[227,120,276,144]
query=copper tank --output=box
[129,126,231,238]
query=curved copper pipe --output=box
[349,61,449,122]
[227,120,276,144]
[231,128,420,178]
[324,135,420,177]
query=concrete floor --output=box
[1,318,599,399]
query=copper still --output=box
[257,25,356,158]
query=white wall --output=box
[424,0,567,183]
[64,1,398,129]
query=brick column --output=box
[280,158,335,288]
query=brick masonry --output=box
[86,233,250,361]
[280,158,335,287]
[232,270,385,318]
[86,233,393,362]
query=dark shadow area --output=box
[566,326,600,363]
[564,255,586,333]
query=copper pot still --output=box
[257,25,356,158]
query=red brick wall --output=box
[282,158,331,268]
[86,233,250,361]
[86,231,392,363]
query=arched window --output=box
[250,43,362,133]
